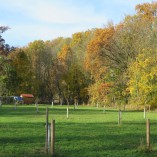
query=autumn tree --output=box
[27,40,53,102]
[127,49,157,108]
[6,48,32,95]
[45,37,71,57]
[85,26,115,105]
[57,43,89,106]
[57,44,74,105]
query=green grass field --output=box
[0,105,157,157]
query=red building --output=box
[20,94,34,104]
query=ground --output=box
[0,105,157,157]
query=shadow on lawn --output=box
[55,122,157,157]
[0,105,141,117]
[0,106,110,117]
[1,106,157,157]
[1,121,157,157]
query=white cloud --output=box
[1,0,154,47]
[1,0,108,46]
[1,0,107,24]
[3,22,101,47]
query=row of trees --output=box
[1,2,157,107]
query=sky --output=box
[0,0,153,47]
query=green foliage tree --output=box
[7,49,31,95]
[27,40,53,102]
[0,26,15,96]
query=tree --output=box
[127,49,157,108]
[57,43,89,106]
[135,2,157,21]
[84,26,115,105]
[0,26,15,96]
[7,48,32,95]
[27,40,53,102]
[0,26,15,56]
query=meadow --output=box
[0,105,157,157]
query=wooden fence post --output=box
[48,124,51,152]
[146,119,150,150]
[36,104,39,113]
[118,110,122,125]
[67,106,69,119]
[103,105,105,113]
[144,107,146,119]
[52,100,54,107]
[45,107,49,154]
[51,120,55,156]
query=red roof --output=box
[20,94,34,98]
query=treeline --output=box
[1,2,157,107]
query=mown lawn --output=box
[0,105,157,157]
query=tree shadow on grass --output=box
[55,122,157,157]
[0,121,157,157]
[1,106,157,157]
[0,105,148,118]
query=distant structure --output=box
[20,94,34,104]
[13,96,23,104]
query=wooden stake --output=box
[52,100,54,107]
[144,107,146,119]
[103,105,105,113]
[51,120,55,156]
[67,106,69,118]
[48,124,51,152]
[36,104,39,113]
[146,119,150,150]
[45,107,49,154]
[118,110,121,125]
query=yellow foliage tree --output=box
[127,49,157,107]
